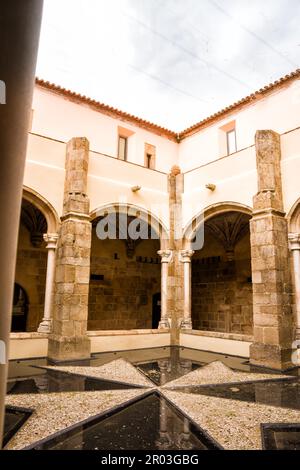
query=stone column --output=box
[48,137,92,361]
[158,250,173,329]
[250,130,293,370]
[38,233,59,333]
[168,166,184,345]
[179,250,194,329]
[289,234,300,340]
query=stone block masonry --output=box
[48,137,92,361]
[250,130,294,370]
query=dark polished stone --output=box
[262,423,300,450]
[7,369,135,395]
[30,393,221,450]
[4,407,31,447]
[173,378,300,410]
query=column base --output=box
[250,342,293,371]
[37,319,52,334]
[158,319,170,329]
[180,319,192,330]
[48,334,91,362]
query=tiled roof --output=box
[35,78,178,142]
[179,69,300,139]
[36,69,300,142]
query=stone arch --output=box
[183,201,253,247]
[90,202,169,249]
[287,198,300,233]
[13,187,59,332]
[22,186,60,234]
[88,203,166,331]
[185,202,253,336]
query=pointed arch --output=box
[288,197,300,233]
[22,186,60,233]
[183,201,253,246]
[90,202,169,249]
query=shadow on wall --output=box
[88,222,161,330]
[191,211,253,335]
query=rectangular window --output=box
[144,143,156,169]
[118,136,127,161]
[146,153,152,169]
[226,129,237,155]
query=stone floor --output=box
[4,347,300,450]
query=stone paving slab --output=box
[164,361,291,388]
[5,389,147,450]
[162,389,300,450]
[39,358,153,387]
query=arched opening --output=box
[188,208,253,336]
[88,206,166,331]
[11,284,29,332]
[13,195,49,331]
[152,293,161,329]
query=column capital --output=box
[289,233,300,251]
[179,250,194,263]
[158,250,173,263]
[43,233,59,249]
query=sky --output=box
[36,0,300,132]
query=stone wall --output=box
[15,224,47,331]
[191,231,253,335]
[192,259,253,334]
[88,237,161,330]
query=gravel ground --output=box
[40,359,153,387]
[164,361,291,388]
[162,389,300,450]
[5,389,147,450]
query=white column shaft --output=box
[179,250,194,329]
[38,234,58,333]
[158,250,172,329]
[183,261,192,323]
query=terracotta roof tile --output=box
[179,69,300,139]
[36,69,300,142]
[35,78,179,142]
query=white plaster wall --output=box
[24,134,170,228]
[23,134,65,217]
[281,127,300,216]
[9,337,48,360]
[32,86,178,173]
[179,79,300,172]
[182,146,257,229]
[89,332,171,354]
[88,151,170,229]
[180,333,251,358]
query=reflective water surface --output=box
[174,378,300,410]
[7,369,135,395]
[32,393,220,450]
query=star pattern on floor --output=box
[5,359,300,450]
[37,358,154,388]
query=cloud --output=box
[36,0,300,131]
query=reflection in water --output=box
[136,348,201,385]
[7,370,134,395]
[176,379,300,411]
[33,394,218,450]
[262,424,300,450]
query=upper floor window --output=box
[118,135,127,161]
[226,128,237,155]
[219,120,237,157]
[117,126,135,161]
[144,143,156,169]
